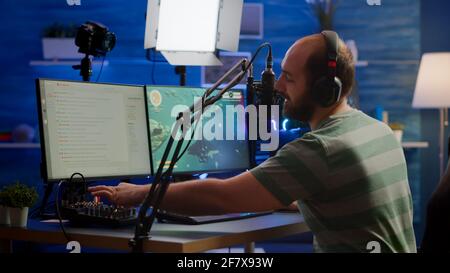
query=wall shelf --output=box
[0,143,40,149]
[402,142,429,149]
[355,60,368,67]
[29,60,109,66]
[354,60,420,67]
[29,58,163,67]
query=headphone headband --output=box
[311,30,342,108]
[321,30,339,78]
[321,31,339,60]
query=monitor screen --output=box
[201,51,251,89]
[37,79,151,181]
[146,85,250,174]
[240,3,264,39]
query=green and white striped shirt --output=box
[250,109,416,253]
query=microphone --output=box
[260,48,275,107]
[260,47,276,132]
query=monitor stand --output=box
[36,182,56,219]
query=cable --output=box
[245,42,272,72]
[55,172,87,243]
[160,115,201,178]
[175,112,202,161]
[147,48,168,84]
[55,180,70,242]
[151,49,157,84]
[96,56,106,82]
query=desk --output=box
[0,212,309,253]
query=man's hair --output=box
[307,39,355,98]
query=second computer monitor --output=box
[146,85,250,175]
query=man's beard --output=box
[282,95,316,122]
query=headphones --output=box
[312,30,343,108]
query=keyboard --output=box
[156,210,273,225]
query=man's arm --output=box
[161,171,285,215]
[89,171,285,215]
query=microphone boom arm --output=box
[130,58,248,253]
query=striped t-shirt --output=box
[250,109,416,253]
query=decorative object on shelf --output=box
[42,22,83,60]
[11,124,35,143]
[373,105,390,124]
[306,0,338,31]
[0,182,38,228]
[0,131,12,142]
[389,122,405,143]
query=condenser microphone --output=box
[260,48,275,107]
[260,47,276,132]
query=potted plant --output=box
[1,182,38,228]
[42,22,83,60]
[389,122,405,143]
[306,0,339,31]
[0,188,11,226]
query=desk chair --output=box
[420,160,450,253]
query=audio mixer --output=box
[61,200,138,227]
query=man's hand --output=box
[88,182,149,207]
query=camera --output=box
[75,21,116,57]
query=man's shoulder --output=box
[279,132,328,160]
[305,110,396,155]
[312,110,391,136]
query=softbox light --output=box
[144,0,243,66]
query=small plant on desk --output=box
[0,182,38,228]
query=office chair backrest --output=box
[420,161,450,253]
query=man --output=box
[89,32,416,253]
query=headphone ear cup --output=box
[312,77,343,107]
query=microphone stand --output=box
[246,64,257,168]
[129,58,249,253]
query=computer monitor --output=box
[240,3,264,40]
[201,51,251,90]
[145,85,250,175]
[36,79,152,182]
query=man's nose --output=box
[275,79,285,94]
[275,78,282,92]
